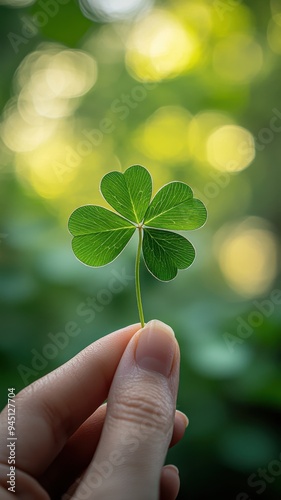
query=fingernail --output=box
[165,464,179,475]
[177,410,189,429]
[135,320,176,377]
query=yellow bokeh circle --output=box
[134,106,192,161]
[207,125,255,172]
[216,219,278,297]
[125,9,199,82]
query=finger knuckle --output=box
[109,381,173,435]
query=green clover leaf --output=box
[68,206,135,267]
[68,165,207,326]
[142,229,196,281]
[101,164,152,223]
[144,181,207,230]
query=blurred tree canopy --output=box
[0,0,281,498]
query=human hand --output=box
[0,320,187,499]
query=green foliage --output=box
[68,165,207,324]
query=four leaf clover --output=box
[68,165,207,325]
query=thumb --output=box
[75,320,180,500]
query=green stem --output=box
[135,226,145,327]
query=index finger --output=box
[0,323,141,477]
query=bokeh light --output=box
[79,0,152,22]
[134,106,192,162]
[213,34,263,84]
[211,3,254,37]
[188,111,234,165]
[15,131,79,199]
[16,46,98,119]
[207,125,255,172]
[188,340,251,378]
[172,1,212,41]
[1,102,57,153]
[216,218,278,297]
[1,46,97,154]
[14,131,119,217]
[126,9,199,82]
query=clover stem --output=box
[136,226,145,328]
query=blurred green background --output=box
[0,0,281,498]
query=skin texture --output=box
[0,320,187,499]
